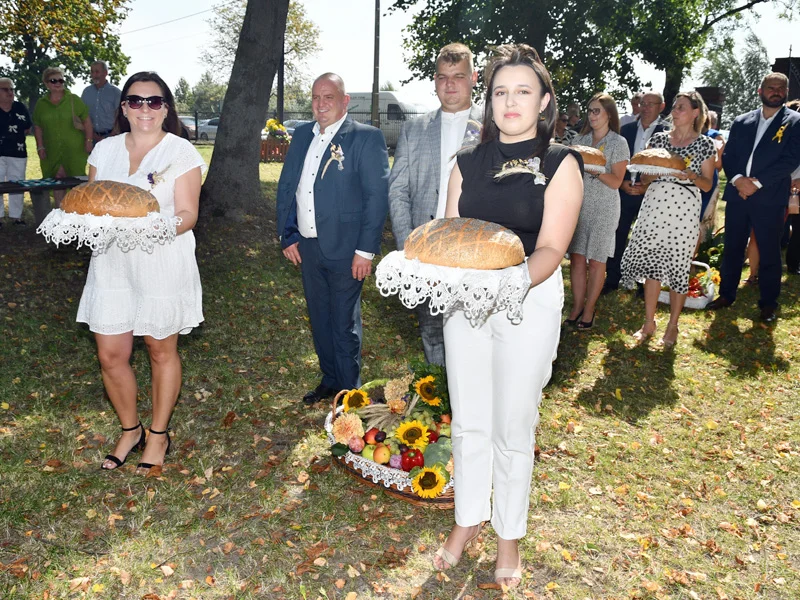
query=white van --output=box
[346,91,430,149]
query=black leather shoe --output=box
[600,284,618,296]
[760,306,777,323]
[706,296,732,310]
[303,384,339,405]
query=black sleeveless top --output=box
[457,140,582,255]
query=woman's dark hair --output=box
[580,92,621,135]
[481,44,556,157]
[113,71,181,136]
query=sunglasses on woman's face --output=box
[49,78,65,84]
[124,95,166,110]
[587,107,603,116]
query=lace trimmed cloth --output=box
[375,250,532,324]
[324,408,455,494]
[37,210,181,253]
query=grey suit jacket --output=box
[388,103,483,249]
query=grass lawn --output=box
[1,141,798,599]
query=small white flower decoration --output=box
[494,156,547,185]
[321,144,345,179]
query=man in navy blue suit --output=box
[707,73,800,322]
[603,91,667,293]
[276,73,390,404]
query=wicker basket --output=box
[326,392,455,510]
[657,261,715,309]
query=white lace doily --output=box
[627,164,684,177]
[37,210,181,253]
[583,163,605,175]
[324,408,454,494]
[375,251,531,324]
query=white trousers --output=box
[443,267,563,540]
[0,156,27,219]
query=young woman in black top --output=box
[433,44,583,588]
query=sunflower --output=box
[411,465,447,498]
[395,420,430,451]
[331,412,364,444]
[342,389,370,412]
[414,376,442,407]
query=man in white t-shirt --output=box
[619,92,643,127]
[388,43,483,366]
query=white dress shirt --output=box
[437,108,471,218]
[295,113,373,259]
[634,117,663,154]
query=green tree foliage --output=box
[191,71,227,117]
[0,0,131,108]
[202,0,319,91]
[700,32,772,127]
[389,0,642,107]
[380,80,397,91]
[390,0,795,109]
[173,77,194,114]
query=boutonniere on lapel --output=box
[147,164,171,190]
[494,156,547,184]
[463,119,482,146]
[772,124,787,143]
[321,144,345,179]
[597,143,606,153]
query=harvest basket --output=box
[657,261,715,309]
[325,393,454,510]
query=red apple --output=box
[364,427,380,445]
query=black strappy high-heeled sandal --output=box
[101,422,145,470]
[136,428,172,472]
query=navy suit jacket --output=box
[722,106,800,207]
[276,115,390,261]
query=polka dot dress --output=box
[620,132,715,294]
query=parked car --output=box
[198,117,219,141]
[179,115,197,138]
[346,91,430,148]
[283,119,312,136]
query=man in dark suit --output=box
[603,92,667,293]
[389,43,482,366]
[276,73,390,404]
[707,73,800,322]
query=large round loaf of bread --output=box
[404,218,525,269]
[572,144,606,166]
[631,148,685,171]
[61,181,159,217]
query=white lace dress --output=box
[76,133,206,339]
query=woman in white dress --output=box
[77,72,206,472]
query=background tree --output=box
[626,0,795,109]
[202,0,319,92]
[699,31,772,127]
[390,0,796,109]
[173,77,194,114]
[0,0,131,108]
[389,0,642,107]
[190,71,228,117]
[380,80,397,91]
[200,0,290,219]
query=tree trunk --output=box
[523,0,551,58]
[662,65,685,116]
[200,0,290,220]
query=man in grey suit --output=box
[388,43,482,366]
